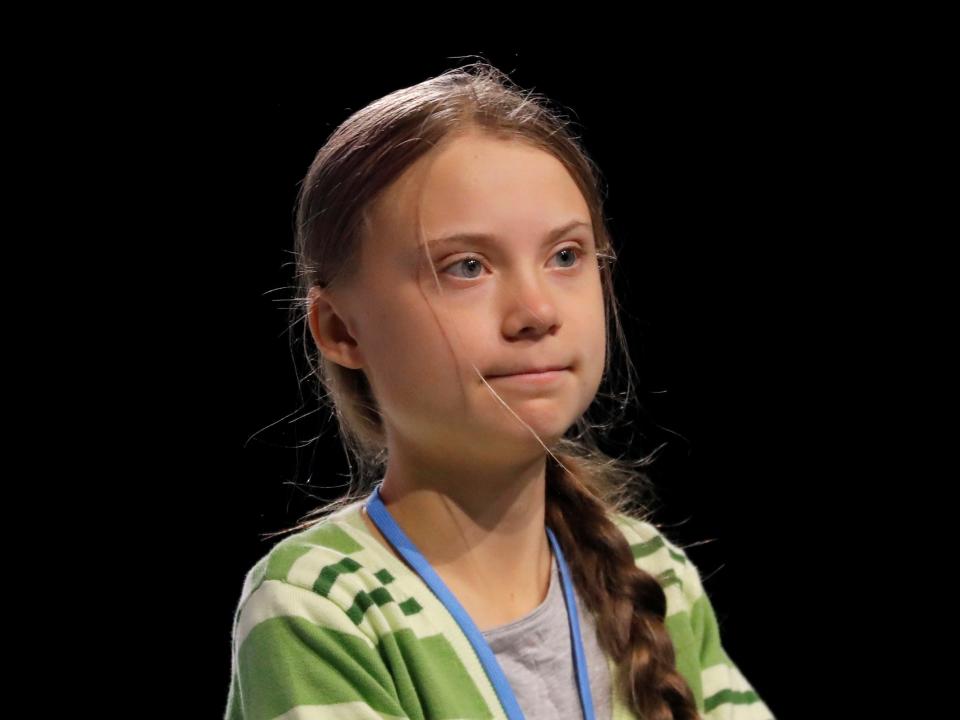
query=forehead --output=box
[365,133,591,254]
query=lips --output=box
[487,365,570,378]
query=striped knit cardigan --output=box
[224,498,776,719]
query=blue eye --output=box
[440,246,584,280]
[444,256,485,280]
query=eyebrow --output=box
[420,219,593,250]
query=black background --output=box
[65,35,930,718]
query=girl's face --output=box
[325,131,606,465]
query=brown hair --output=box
[269,60,699,719]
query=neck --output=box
[375,452,553,624]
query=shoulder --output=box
[607,515,776,717]
[226,502,416,720]
[230,500,383,640]
[608,509,691,572]
[607,510,707,617]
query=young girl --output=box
[224,62,776,720]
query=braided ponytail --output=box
[544,452,699,720]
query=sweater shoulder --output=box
[608,509,692,568]
[607,510,703,615]
[232,498,385,620]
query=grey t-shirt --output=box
[480,551,613,720]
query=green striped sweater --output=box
[224,498,775,719]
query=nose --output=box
[500,271,562,338]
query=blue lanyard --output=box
[365,482,597,720]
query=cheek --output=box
[361,294,466,408]
[576,303,608,391]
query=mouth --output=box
[486,367,571,381]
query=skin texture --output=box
[307,130,607,629]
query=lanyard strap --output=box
[365,482,596,720]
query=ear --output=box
[306,285,365,371]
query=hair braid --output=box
[545,453,699,720]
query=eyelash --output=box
[438,245,586,280]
